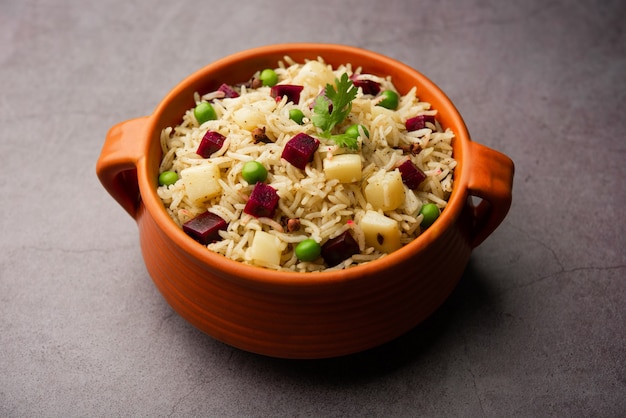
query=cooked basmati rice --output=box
[157,57,457,272]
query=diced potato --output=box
[181,163,222,203]
[292,60,336,91]
[364,169,405,211]
[359,210,402,253]
[248,231,281,266]
[323,154,362,183]
[233,106,266,131]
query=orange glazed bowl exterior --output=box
[96,43,514,359]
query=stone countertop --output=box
[1,0,624,416]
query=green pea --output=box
[241,161,268,184]
[158,170,178,186]
[345,124,369,139]
[289,108,305,125]
[259,68,278,87]
[295,239,322,262]
[194,101,217,125]
[419,203,440,228]
[377,90,399,110]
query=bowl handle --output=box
[466,142,514,248]
[96,117,149,220]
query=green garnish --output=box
[325,133,359,149]
[312,73,359,150]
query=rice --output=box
[157,57,457,272]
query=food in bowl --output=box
[97,44,514,358]
[156,57,457,272]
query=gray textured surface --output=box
[1,0,624,416]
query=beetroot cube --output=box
[270,84,304,104]
[406,115,436,132]
[281,133,320,169]
[350,75,381,95]
[397,159,427,189]
[197,131,226,158]
[182,211,227,245]
[321,230,360,266]
[217,83,239,98]
[243,182,279,218]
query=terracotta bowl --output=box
[96,43,514,359]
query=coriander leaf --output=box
[312,73,358,141]
[311,95,332,133]
[329,133,359,151]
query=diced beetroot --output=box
[406,114,436,131]
[397,159,427,189]
[270,84,304,104]
[182,211,227,245]
[321,230,360,266]
[281,133,320,169]
[197,131,226,158]
[350,74,381,95]
[217,83,240,98]
[243,182,279,218]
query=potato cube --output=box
[364,169,405,211]
[233,106,266,131]
[181,163,222,203]
[323,154,362,183]
[249,231,281,266]
[292,60,336,90]
[359,210,402,253]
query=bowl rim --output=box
[137,42,471,287]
